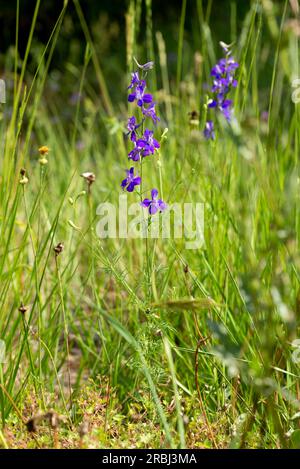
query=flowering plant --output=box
[121,61,166,216]
[204,42,239,139]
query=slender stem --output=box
[55,255,72,409]
[22,186,45,408]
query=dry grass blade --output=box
[151,297,220,311]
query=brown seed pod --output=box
[54,243,64,256]
[18,303,28,314]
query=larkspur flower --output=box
[128,140,143,162]
[141,189,166,215]
[128,128,160,161]
[121,167,141,192]
[128,80,153,107]
[204,120,215,140]
[136,129,160,157]
[127,116,141,141]
[128,71,140,90]
[142,102,160,124]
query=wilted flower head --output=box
[19,303,28,315]
[54,242,64,256]
[133,57,154,71]
[81,172,96,184]
[19,168,29,185]
[141,188,166,215]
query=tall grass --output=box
[0,0,299,449]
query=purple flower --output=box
[219,99,233,121]
[128,129,159,160]
[261,110,269,122]
[127,116,141,141]
[141,189,166,215]
[209,53,238,122]
[128,141,143,162]
[127,116,137,132]
[136,129,160,157]
[121,167,141,192]
[203,120,215,140]
[128,72,140,90]
[142,102,160,124]
[128,80,153,107]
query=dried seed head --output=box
[19,168,29,185]
[45,410,59,429]
[80,172,96,186]
[26,413,43,433]
[26,417,37,433]
[38,146,49,155]
[54,242,64,256]
[18,303,28,314]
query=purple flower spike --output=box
[203,120,215,140]
[141,188,166,215]
[121,167,141,192]
[204,42,238,137]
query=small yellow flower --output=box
[39,157,48,165]
[38,146,49,155]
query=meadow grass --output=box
[0,0,299,449]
